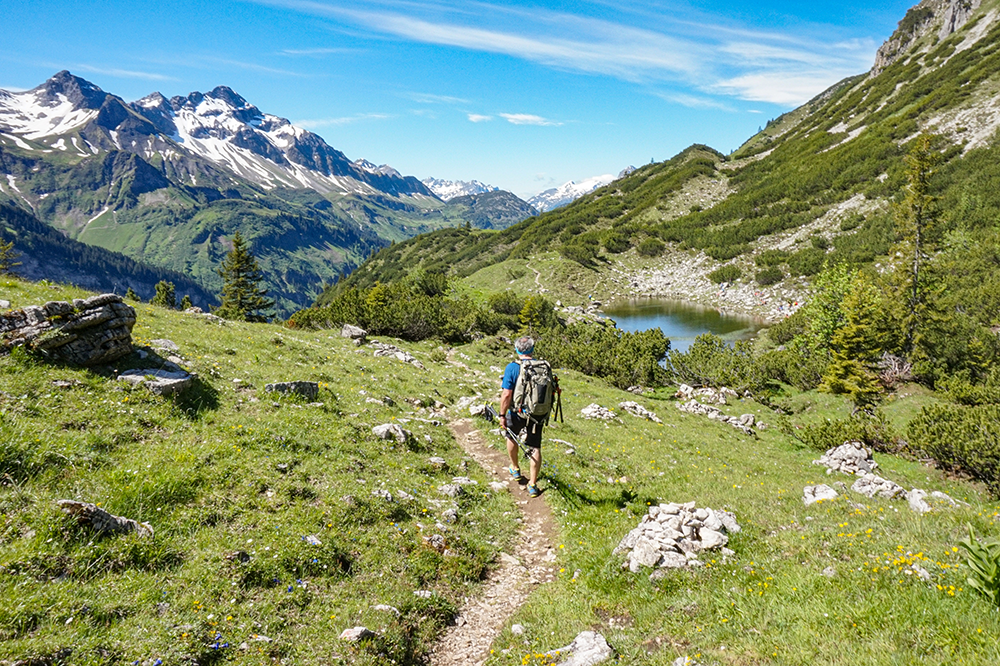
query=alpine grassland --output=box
[3,274,1000,665]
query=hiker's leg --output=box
[506,437,520,470]
[528,447,541,486]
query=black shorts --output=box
[507,412,543,449]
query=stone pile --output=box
[371,341,425,369]
[618,401,662,423]
[674,384,737,405]
[676,400,756,435]
[614,502,740,574]
[581,404,618,420]
[810,441,962,513]
[813,440,878,475]
[0,294,136,366]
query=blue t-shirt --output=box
[502,360,521,391]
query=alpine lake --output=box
[600,298,766,353]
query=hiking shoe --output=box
[509,467,524,480]
[527,484,541,498]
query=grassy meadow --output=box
[1,277,999,665]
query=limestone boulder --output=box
[0,294,136,366]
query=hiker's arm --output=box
[499,388,513,420]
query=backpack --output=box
[513,358,556,421]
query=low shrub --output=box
[637,238,665,257]
[708,265,741,284]
[755,249,790,267]
[793,410,903,454]
[909,403,1000,496]
[755,266,784,286]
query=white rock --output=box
[851,474,906,499]
[581,404,617,420]
[372,423,410,444]
[618,401,662,423]
[907,489,931,514]
[545,631,615,666]
[699,529,728,550]
[803,484,839,506]
[339,626,374,642]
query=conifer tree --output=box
[125,287,140,302]
[216,231,274,322]
[151,281,176,308]
[180,295,193,310]
[0,236,21,275]
[894,134,939,353]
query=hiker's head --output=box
[515,336,535,356]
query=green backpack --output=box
[513,358,555,421]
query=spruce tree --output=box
[151,281,176,308]
[216,231,274,322]
[0,236,21,275]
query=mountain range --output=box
[0,73,537,314]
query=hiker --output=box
[500,336,547,497]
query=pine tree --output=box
[179,295,193,310]
[0,236,21,275]
[216,231,274,322]
[151,281,176,308]
[125,287,140,302]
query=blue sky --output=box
[1,0,915,198]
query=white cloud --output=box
[499,113,562,126]
[295,113,391,127]
[467,113,493,122]
[252,0,884,106]
[72,64,176,81]
[658,92,733,111]
[713,72,847,106]
[407,92,469,104]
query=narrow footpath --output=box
[428,419,558,666]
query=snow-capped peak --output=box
[422,177,498,201]
[527,173,616,212]
[0,71,107,140]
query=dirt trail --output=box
[428,419,557,666]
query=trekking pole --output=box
[485,405,534,460]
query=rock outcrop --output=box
[0,294,136,366]
[265,381,319,400]
[871,0,983,77]
[56,499,153,537]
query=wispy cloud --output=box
[251,0,881,106]
[500,113,562,127]
[295,113,391,127]
[71,64,176,81]
[406,92,469,104]
[658,92,733,111]
[467,113,492,122]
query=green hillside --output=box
[2,276,1000,665]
